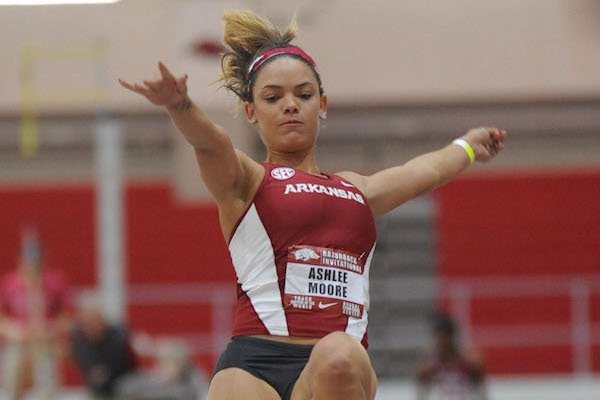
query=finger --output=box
[143,79,161,92]
[499,129,507,141]
[479,147,491,161]
[132,83,154,97]
[121,80,153,97]
[175,74,188,93]
[487,127,500,139]
[158,61,176,82]
[491,140,502,154]
[490,128,506,142]
[118,78,137,91]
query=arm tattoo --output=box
[173,97,192,112]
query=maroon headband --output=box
[246,46,317,80]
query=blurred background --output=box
[0,0,599,399]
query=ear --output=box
[243,101,257,124]
[320,94,328,116]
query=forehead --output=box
[253,56,318,89]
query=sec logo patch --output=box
[271,167,296,180]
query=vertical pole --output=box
[94,113,125,323]
[571,279,591,375]
[19,45,39,157]
[93,40,125,323]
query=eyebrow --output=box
[260,82,314,91]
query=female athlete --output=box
[119,9,505,400]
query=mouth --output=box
[281,120,303,126]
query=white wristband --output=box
[452,139,475,163]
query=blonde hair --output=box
[218,9,322,102]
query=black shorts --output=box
[212,336,314,400]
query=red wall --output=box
[435,169,600,374]
[125,183,233,284]
[0,182,233,286]
[0,181,235,382]
[2,169,599,379]
[0,184,96,286]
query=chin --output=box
[285,132,317,146]
[275,138,315,154]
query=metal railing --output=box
[74,275,600,373]
[72,283,235,361]
[442,275,600,375]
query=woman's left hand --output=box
[462,127,507,162]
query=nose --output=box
[282,94,299,114]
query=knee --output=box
[311,332,369,385]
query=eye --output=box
[264,96,279,103]
[299,93,313,100]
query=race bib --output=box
[283,245,365,318]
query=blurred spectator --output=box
[116,338,208,400]
[416,312,487,400]
[70,290,138,400]
[0,228,72,400]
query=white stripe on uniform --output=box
[229,204,289,336]
[345,243,376,341]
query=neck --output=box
[266,150,321,175]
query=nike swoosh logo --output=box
[340,181,355,188]
[318,301,338,309]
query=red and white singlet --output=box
[228,163,377,347]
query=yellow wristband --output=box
[452,139,475,163]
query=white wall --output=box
[301,0,600,103]
[1,0,600,114]
[2,0,599,198]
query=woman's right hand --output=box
[119,62,189,109]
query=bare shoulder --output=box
[335,170,368,194]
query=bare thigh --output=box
[208,367,282,400]
[290,332,377,400]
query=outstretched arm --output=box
[119,62,260,203]
[339,127,506,217]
